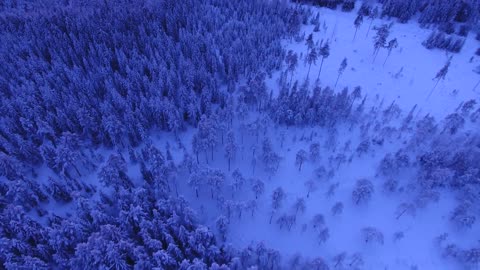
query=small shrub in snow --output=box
[331,202,344,216]
[311,214,326,230]
[450,203,476,229]
[317,228,330,244]
[362,227,384,245]
[393,231,405,242]
[308,257,330,270]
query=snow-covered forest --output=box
[1,0,480,269]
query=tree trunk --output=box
[307,63,312,79]
[426,79,440,100]
[195,188,199,198]
[174,181,179,197]
[334,73,341,88]
[211,188,214,199]
[366,20,373,37]
[298,162,302,171]
[307,190,310,198]
[396,209,407,220]
[353,27,358,41]
[372,49,379,63]
[317,57,325,81]
[269,213,274,224]
[73,164,81,177]
[473,79,480,92]
[383,52,391,66]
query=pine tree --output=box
[384,38,398,66]
[427,57,452,99]
[305,33,314,49]
[373,24,391,62]
[270,187,286,224]
[224,130,237,171]
[317,41,330,80]
[252,178,265,199]
[295,149,308,171]
[353,14,363,41]
[306,47,318,79]
[335,58,348,88]
[366,6,379,37]
[305,179,317,198]
[286,50,299,87]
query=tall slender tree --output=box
[383,38,398,66]
[427,57,452,99]
[306,47,318,79]
[366,7,379,37]
[335,58,348,88]
[317,41,330,80]
[353,14,363,41]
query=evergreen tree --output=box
[224,130,237,171]
[373,24,391,62]
[252,178,265,199]
[335,58,348,88]
[306,48,318,79]
[269,187,286,224]
[384,38,398,66]
[286,50,299,87]
[428,57,452,99]
[353,14,364,41]
[317,41,331,81]
[295,149,308,171]
[366,7,379,37]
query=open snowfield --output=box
[267,5,480,119]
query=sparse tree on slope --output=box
[427,57,452,99]
[366,7,379,37]
[383,38,398,66]
[295,149,308,171]
[262,138,281,178]
[252,179,265,199]
[305,33,315,49]
[317,41,330,80]
[207,168,225,199]
[224,130,237,171]
[270,187,286,224]
[305,179,318,198]
[373,24,391,62]
[309,142,321,162]
[293,197,306,218]
[216,215,229,242]
[335,58,348,88]
[231,169,246,197]
[286,50,299,87]
[353,14,363,41]
[306,47,318,79]
[352,179,374,205]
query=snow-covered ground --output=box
[267,5,480,119]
